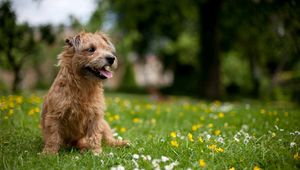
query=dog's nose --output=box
[105,55,115,65]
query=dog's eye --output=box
[87,47,96,53]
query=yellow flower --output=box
[28,95,42,104]
[229,167,235,170]
[198,137,204,143]
[253,165,262,170]
[198,159,206,167]
[208,144,224,153]
[214,100,221,107]
[284,112,288,117]
[170,132,177,138]
[214,130,221,136]
[28,109,35,116]
[16,96,23,104]
[208,123,213,128]
[8,109,14,116]
[120,127,126,133]
[192,124,202,131]
[188,133,194,142]
[192,125,198,131]
[218,112,224,118]
[208,144,217,150]
[170,140,179,147]
[294,152,300,160]
[145,104,152,110]
[114,114,120,121]
[108,116,114,122]
[204,108,211,113]
[34,107,40,113]
[260,109,266,114]
[9,102,14,108]
[132,118,141,123]
[216,147,224,153]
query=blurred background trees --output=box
[0,1,36,93]
[0,0,299,102]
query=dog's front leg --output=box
[85,119,103,155]
[42,118,62,154]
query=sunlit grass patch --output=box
[1,93,300,169]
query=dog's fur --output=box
[41,32,128,154]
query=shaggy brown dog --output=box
[41,32,129,154]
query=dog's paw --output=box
[42,148,59,155]
[122,140,131,147]
[92,148,103,156]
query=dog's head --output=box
[62,31,117,80]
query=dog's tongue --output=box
[99,68,113,78]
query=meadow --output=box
[0,93,299,170]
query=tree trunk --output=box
[12,66,21,93]
[6,32,23,93]
[198,0,223,99]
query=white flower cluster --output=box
[210,103,233,112]
[111,165,125,170]
[233,125,253,144]
[131,154,179,170]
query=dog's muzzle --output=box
[85,55,117,79]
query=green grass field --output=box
[1,93,299,170]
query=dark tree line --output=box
[0,1,56,93]
[108,0,300,100]
[0,1,36,92]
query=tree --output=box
[221,0,300,99]
[109,0,195,94]
[0,1,36,93]
[198,0,223,99]
[104,0,300,100]
[39,24,55,45]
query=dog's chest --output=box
[60,100,102,137]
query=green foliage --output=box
[221,0,300,100]
[107,0,300,100]
[39,24,55,45]
[86,1,110,32]
[221,51,252,93]
[0,1,37,92]
[162,32,199,67]
[110,0,197,56]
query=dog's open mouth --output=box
[85,65,113,79]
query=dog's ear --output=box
[101,34,116,53]
[65,35,81,49]
[74,35,81,48]
[65,37,73,47]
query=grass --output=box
[0,93,300,170]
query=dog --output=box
[41,31,129,154]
